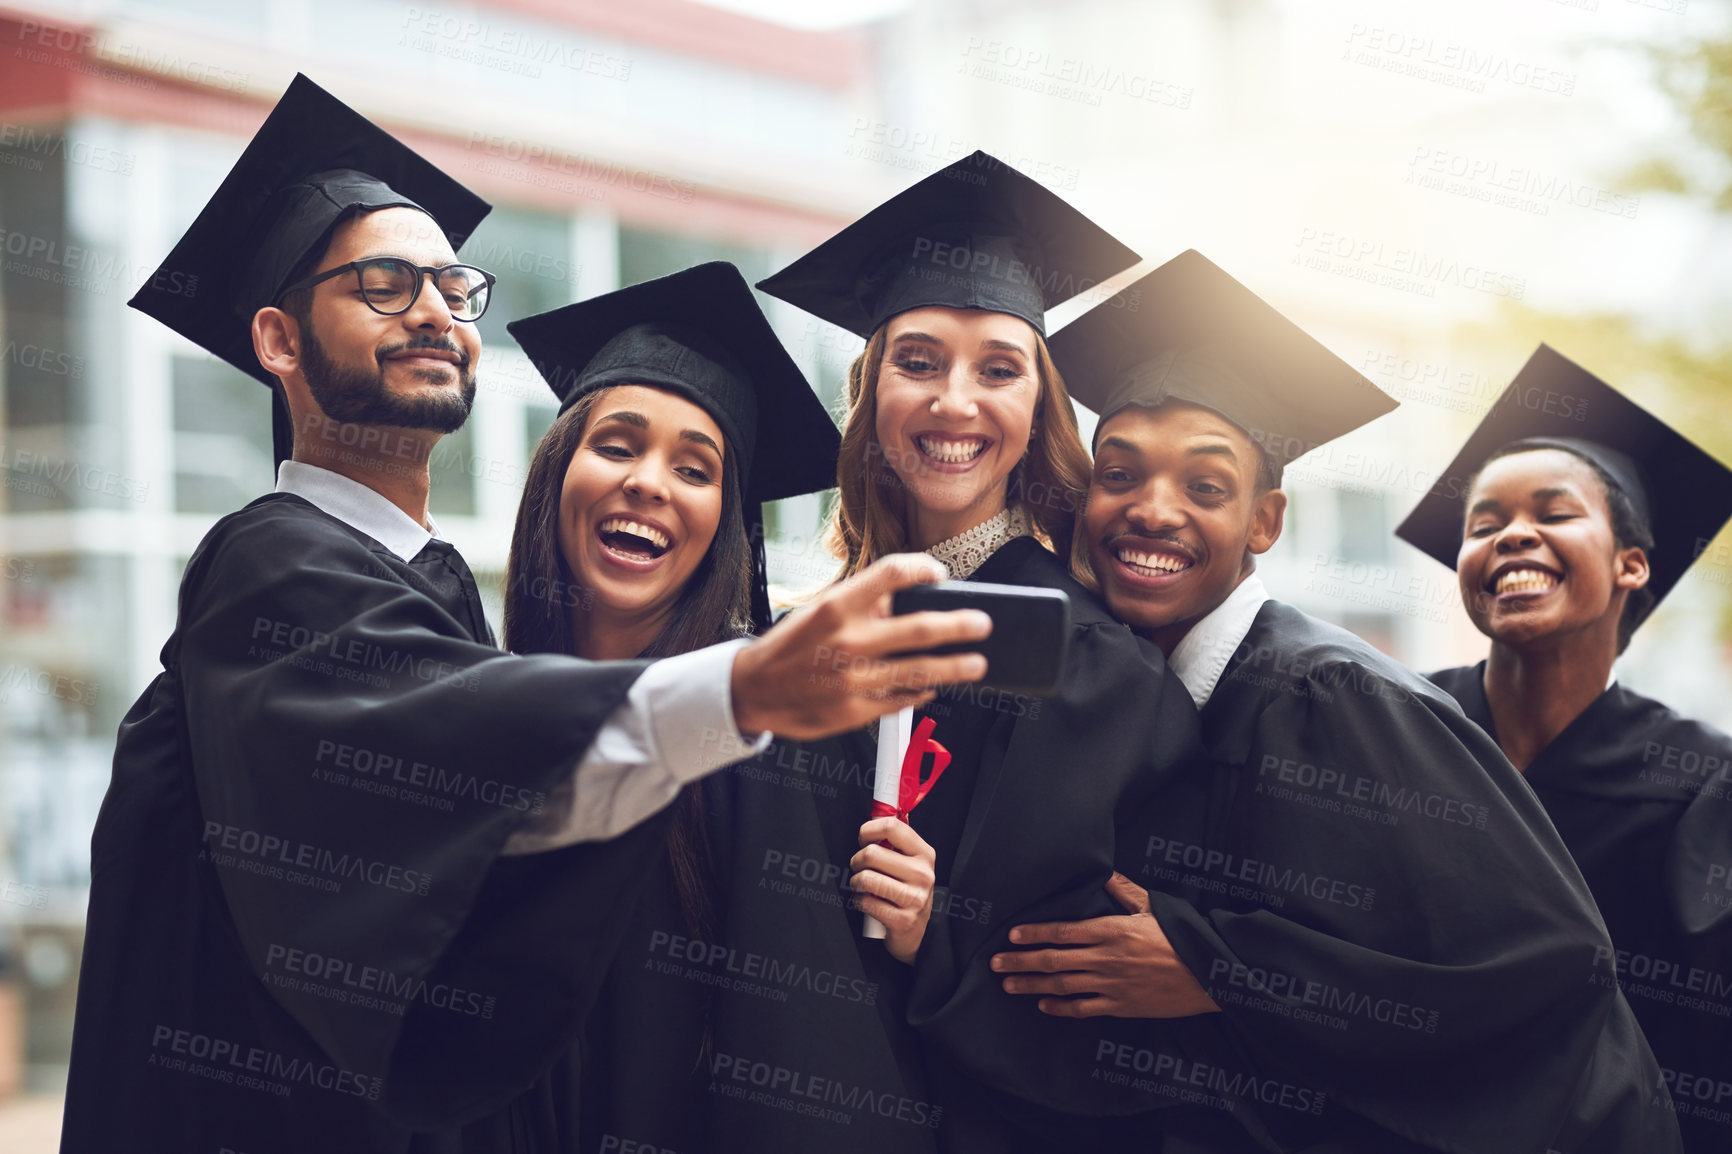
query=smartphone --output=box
[890,581,1071,698]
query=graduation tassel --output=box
[746,502,773,634]
[862,710,950,939]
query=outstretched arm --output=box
[732,554,991,739]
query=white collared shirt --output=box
[1166,572,1272,710]
[275,461,769,853]
[1163,574,1613,709]
[277,460,440,562]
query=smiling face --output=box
[1083,402,1286,653]
[872,307,1041,546]
[557,385,727,636]
[292,206,480,432]
[1457,448,1649,650]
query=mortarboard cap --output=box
[506,262,838,505]
[508,263,841,632]
[756,150,1139,338]
[128,74,491,461]
[1049,249,1397,465]
[1395,344,1732,618]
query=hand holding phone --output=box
[891,581,1070,697]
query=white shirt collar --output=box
[275,460,442,562]
[1167,571,1272,709]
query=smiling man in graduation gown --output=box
[60,76,992,1154]
[989,251,1682,1153]
[1396,347,1732,1152]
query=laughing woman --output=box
[500,262,846,1154]
[1397,346,1732,1153]
[696,151,1205,1152]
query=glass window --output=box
[171,355,274,515]
[1,130,75,431]
[1,552,129,734]
[463,207,577,348]
[618,227,773,288]
[524,403,559,462]
[470,565,506,648]
[131,0,269,37]
[429,420,477,518]
[1336,490,1388,563]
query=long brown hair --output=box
[503,386,752,938]
[825,322,1092,575]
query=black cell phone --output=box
[890,581,1071,698]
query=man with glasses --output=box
[61,76,990,1153]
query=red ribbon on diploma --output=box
[870,716,951,823]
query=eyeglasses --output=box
[277,258,497,322]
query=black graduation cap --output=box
[756,150,1139,338]
[1395,344,1732,618]
[1048,249,1397,465]
[127,73,491,463]
[507,262,841,630]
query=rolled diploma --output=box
[862,705,914,939]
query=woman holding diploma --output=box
[694,150,1205,1152]
[1397,346,1732,1153]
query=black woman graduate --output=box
[1398,345,1732,1153]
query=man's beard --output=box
[302,326,477,434]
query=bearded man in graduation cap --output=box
[986,251,1682,1153]
[61,76,993,1153]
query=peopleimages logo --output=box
[247,615,481,693]
[201,820,432,897]
[709,1051,942,1128]
[400,8,633,80]
[644,930,879,1006]
[148,1024,381,1101]
[1093,1040,1328,1115]
[1144,835,1377,912]
[0,664,99,707]
[1294,227,1526,300]
[0,123,135,174]
[13,20,250,94]
[909,237,1098,303]
[465,133,693,203]
[1206,959,1442,1034]
[2,339,84,378]
[0,446,149,503]
[1656,1066,1732,1127]
[262,942,496,1019]
[1255,752,1490,830]
[0,227,198,299]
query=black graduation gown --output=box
[902,538,1209,1152]
[62,493,673,1153]
[575,823,717,1154]
[672,535,1198,1153]
[682,691,929,1153]
[1431,664,1732,1153]
[1109,603,1680,1154]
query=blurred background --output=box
[1,0,1729,1144]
